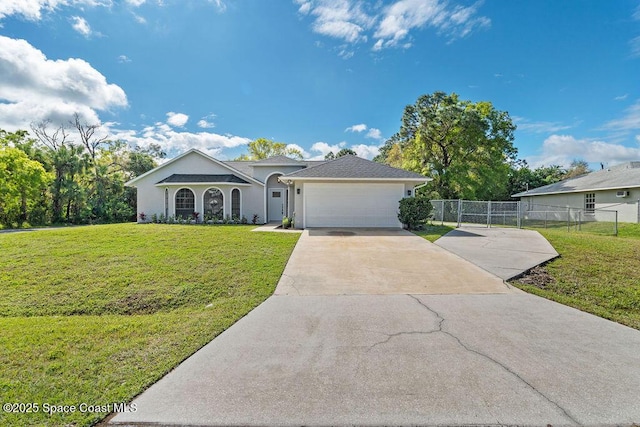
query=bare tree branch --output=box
[30,120,70,151]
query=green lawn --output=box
[514,224,640,330]
[0,224,300,426]
[412,224,455,242]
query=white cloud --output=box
[107,121,251,159]
[117,54,132,63]
[71,16,92,37]
[304,0,375,44]
[166,112,189,127]
[527,134,640,168]
[132,13,147,24]
[345,123,367,132]
[0,0,111,21]
[197,114,217,129]
[285,143,309,157]
[0,35,127,131]
[296,0,311,14]
[297,0,490,55]
[210,0,226,12]
[366,127,382,139]
[126,0,146,6]
[603,100,640,131]
[306,140,381,160]
[308,141,346,159]
[373,0,490,49]
[513,116,573,134]
[614,94,628,101]
[351,143,381,159]
[630,36,640,58]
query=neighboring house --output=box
[125,149,429,228]
[512,162,640,223]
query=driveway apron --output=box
[110,228,640,427]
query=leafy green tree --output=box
[0,145,52,227]
[563,159,590,179]
[376,92,517,200]
[325,148,357,159]
[236,138,302,160]
[506,160,567,197]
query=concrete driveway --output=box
[110,228,640,427]
[275,228,513,295]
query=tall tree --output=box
[375,92,517,200]
[31,120,88,222]
[235,138,302,160]
[506,160,566,197]
[563,159,590,179]
[0,144,51,227]
[325,148,357,159]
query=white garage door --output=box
[305,183,403,227]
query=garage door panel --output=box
[305,183,403,228]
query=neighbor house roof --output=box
[280,155,429,181]
[156,174,250,185]
[512,161,640,197]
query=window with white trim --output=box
[585,193,595,214]
[204,188,224,220]
[231,189,240,218]
[175,188,195,219]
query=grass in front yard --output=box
[0,224,299,426]
[412,224,455,242]
[514,225,640,330]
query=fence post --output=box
[487,201,492,228]
[457,199,462,228]
[567,207,570,232]
[578,210,581,231]
[441,200,445,225]
[615,211,618,236]
[517,201,521,228]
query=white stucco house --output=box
[512,161,640,223]
[125,149,429,228]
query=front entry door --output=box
[268,188,285,222]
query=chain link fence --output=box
[430,200,619,235]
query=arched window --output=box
[175,188,195,219]
[231,189,240,219]
[204,188,224,220]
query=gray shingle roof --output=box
[223,161,253,177]
[156,174,249,184]
[251,155,305,165]
[512,162,640,197]
[281,155,427,180]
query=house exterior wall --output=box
[131,151,266,222]
[521,189,640,223]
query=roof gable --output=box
[281,155,427,180]
[125,149,263,187]
[513,162,640,197]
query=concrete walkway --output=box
[110,228,640,427]
[435,226,559,280]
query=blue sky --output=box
[1,0,639,168]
